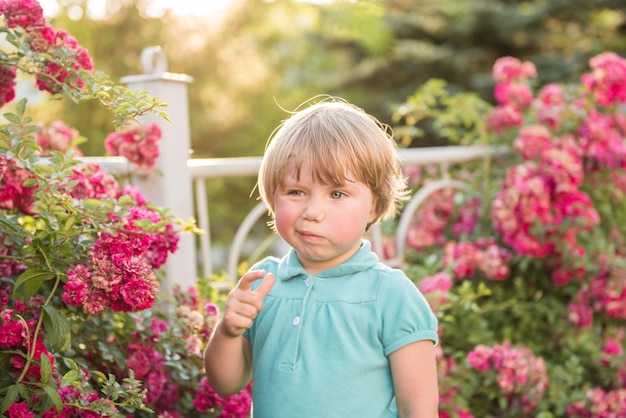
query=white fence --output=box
[98,47,499,292]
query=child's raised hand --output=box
[220,270,275,338]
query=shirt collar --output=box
[277,240,379,281]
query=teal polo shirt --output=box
[244,240,439,418]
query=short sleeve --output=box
[377,269,439,356]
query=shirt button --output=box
[304,278,311,287]
[292,316,301,326]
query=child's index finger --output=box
[254,273,275,298]
[236,269,267,291]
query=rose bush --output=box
[391,52,626,417]
[0,1,252,416]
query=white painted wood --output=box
[119,47,196,293]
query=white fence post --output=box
[120,46,197,293]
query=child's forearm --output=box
[204,320,252,396]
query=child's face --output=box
[273,161,375,275]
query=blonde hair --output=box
[258,97,408,225]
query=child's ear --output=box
[368,207,377,226]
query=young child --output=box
[204,97,439,417]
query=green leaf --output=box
[13,269,56,299]
[22,178,37,187]
[2,112,20,124]
[62,369,81,384]
[133,219,155,229]
[16,98,26,116]
[118,194,134,205]
[83,198,102,210]
[42,383,63,413]
[0,384,22,412]
[43,305,71,351]
[40,351,53,384]
[64,215,77,231]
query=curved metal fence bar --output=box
[227,201,271,284]
[380,178,473,268]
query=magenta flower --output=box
[486,104,524,132]
[419,272,452,309]
[494,81,534,109]
[63,227,159,314]
[0,155,38,214]
[35,30,94,94]
[492,56,537,83]
[105,123,162,172]
[69,162,120,200]
[467,342,548,413]
[0,0,46,31]
[581,51,626,107]
[534,83,566,128]
[0,64,16,107]
[467,344,492,372]
[7,403,35,418]
[35,120,83,157]
[514,124,553,161]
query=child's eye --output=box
[288,190,305,196]
[330,191,346,199]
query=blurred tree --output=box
[253,0,626,146]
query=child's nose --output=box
[302,198,324,221]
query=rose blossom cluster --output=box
[34,120,83,157]
[66,162,120,200]
[62,228,158,315]
[581,51,626,107]
[405,189,481,252]
[122,204,180,270]
[8,383,118,418]
[418,272,453,310]
[0,284,54,383]
[0,0,93,99]
[438,357,474,418]
[125,338,174,408]
[568,255,626,328]
[0,283,116,416]
[488,56,604,284]
[169,286,219,357]
[104,123,162,172]
[442,237,512,281]
[467,342,548,413]
[62,204,180,315]
[0,155,38,214]
[169,287,252,417]
[566,388,626,418]
[194,377,252,418]
[100,286,250,417]
[405,187,455,251]
[380,165,480,260]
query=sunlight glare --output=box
[38,0,238,19]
